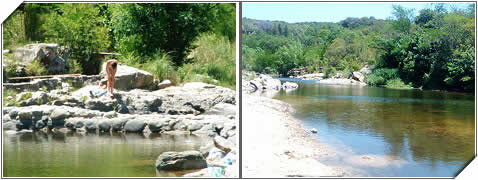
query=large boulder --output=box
[124,119,146,133]
[100,62,154,90]
[259,74,281,90]
[155,151,207,171]
[352,72,365,82]
[13,43,68,74]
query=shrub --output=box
[43,4,110,75]
[366,68,399,86]
[25,60,47,76]
[385,78,413,89]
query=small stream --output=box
[274,78,475,177]
[3,131,210,177]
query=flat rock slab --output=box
[156,151,207,171]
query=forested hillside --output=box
[242,4,475,91]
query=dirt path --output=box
[242,93,345,177]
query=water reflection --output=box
[274,78,474,177]
[3,131,211,177]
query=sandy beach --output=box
[242,93,345,177]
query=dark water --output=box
[3,131,210,177]
[275,78,475,177]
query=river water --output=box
[3,131,210,177]
[274,78,475,177]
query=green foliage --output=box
[25,60,47,76]
[444,45,475,91]
[385,78,413,89]
[43,4,110,75]
[3,90,18,106]
[365,68,399,86]
[109,3,222,65]
[3,9,25,49]
[19,92,33,101]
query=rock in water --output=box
[311,128,318,134]
[124,119,146,133]
[155,151,207,171]
[282,82,299,90]
[50,108,69,121]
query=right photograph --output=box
[241,2,475,178]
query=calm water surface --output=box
[275,78,475,177]
[3,131,210,177]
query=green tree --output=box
[43,3,110,74]
[109,3,220,65]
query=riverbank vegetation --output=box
[3,3,236,89]
[242,4,474,92]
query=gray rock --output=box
[282,82,299,89]
[85,120,97,131]
[65,119,76,130]
[172,121,187,130]
[206,147,226,161]
[213,136,234,153]
[148,119,169,133]
[158,80,173,89]
[31,110,43,121]
[98,120,112,132]
[311,128,318,134]
[100,62,154,90]
[187,123,203,133]
[155,151,207,171]
[35,120,46,130]
[18,110,32,120]
[50,108,69,121]
[124,119,146,132]
[352,72,365,82]
[75,120,85,129]
[8,110,18,119]
[3,115,12,122]
[112,118,128,132]
[16,119,33,130]
[3,121,16,130]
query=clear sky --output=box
[242,2,474,23]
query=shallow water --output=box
[274,78,475,177]
[3,131,210,177]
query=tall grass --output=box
[117,33,236,90]
[182,33,236,89]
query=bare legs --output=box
[107,73,114,97]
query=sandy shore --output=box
[242,93,345,177]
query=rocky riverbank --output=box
[290,66,370,86]
[241,72,345,177]
[2,64,237,177]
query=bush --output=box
[43,4,110,75]
[366,68,399,86]
[3,90,18,106]
[25,60,47,76]
[385,78,413,89]
[109,3,219,65]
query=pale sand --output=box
[242,93,345,177]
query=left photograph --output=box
[2,3,237,177]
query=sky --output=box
[242,2,474,23]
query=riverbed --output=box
[3,131,210,177]
[274,78,475,177]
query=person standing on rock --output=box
[106,59,118,98]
